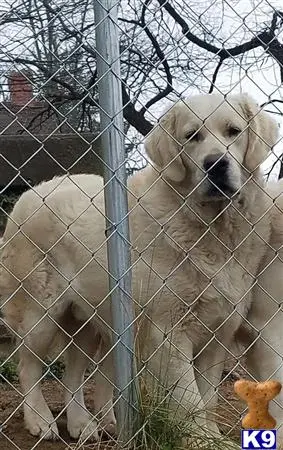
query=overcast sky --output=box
[0,0,282,177]
[127,0,283,177]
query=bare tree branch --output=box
[157,2,283,84]
[138,0,173,114]
[261,99,283,108]
[0,0,282,144]
[121,84,153,136]
[209,58,224,93]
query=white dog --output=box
[0,93,278,443]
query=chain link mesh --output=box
[0,0,282,449]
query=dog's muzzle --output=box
[203,153,238,198]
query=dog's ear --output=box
[236,94,278,171]
[145,104,186,183]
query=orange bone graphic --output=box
[234,380,282,429]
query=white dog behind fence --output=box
[0,93,282,446]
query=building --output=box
[0,71,103,190]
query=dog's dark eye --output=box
[185,130,201,142]
[227,126,241,137]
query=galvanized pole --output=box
[93,0,137,443]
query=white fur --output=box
[240,178,283,448]
[0,93,278,443]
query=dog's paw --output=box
[99,409,117,437]
[67,411,99,442]
[24,410,59,440]
[100,418,117,437]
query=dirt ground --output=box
[0,375,245,450]
[0,379,109,450]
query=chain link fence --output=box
[0,0,282,449]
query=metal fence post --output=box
[93,0,137,443]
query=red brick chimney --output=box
[8,71,33,106]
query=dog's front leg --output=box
[141,324,207,427]
[194,338,227,437]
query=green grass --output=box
[43,359,65,380]
[0,359,18,383]
[0,358,65,383]
[131,374,240,450]
[125,324,241,450]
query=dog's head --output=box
[145,93,278,201]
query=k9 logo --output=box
[241,430,276,449]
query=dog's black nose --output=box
[203,153,236,198]
[203,154,229,175]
